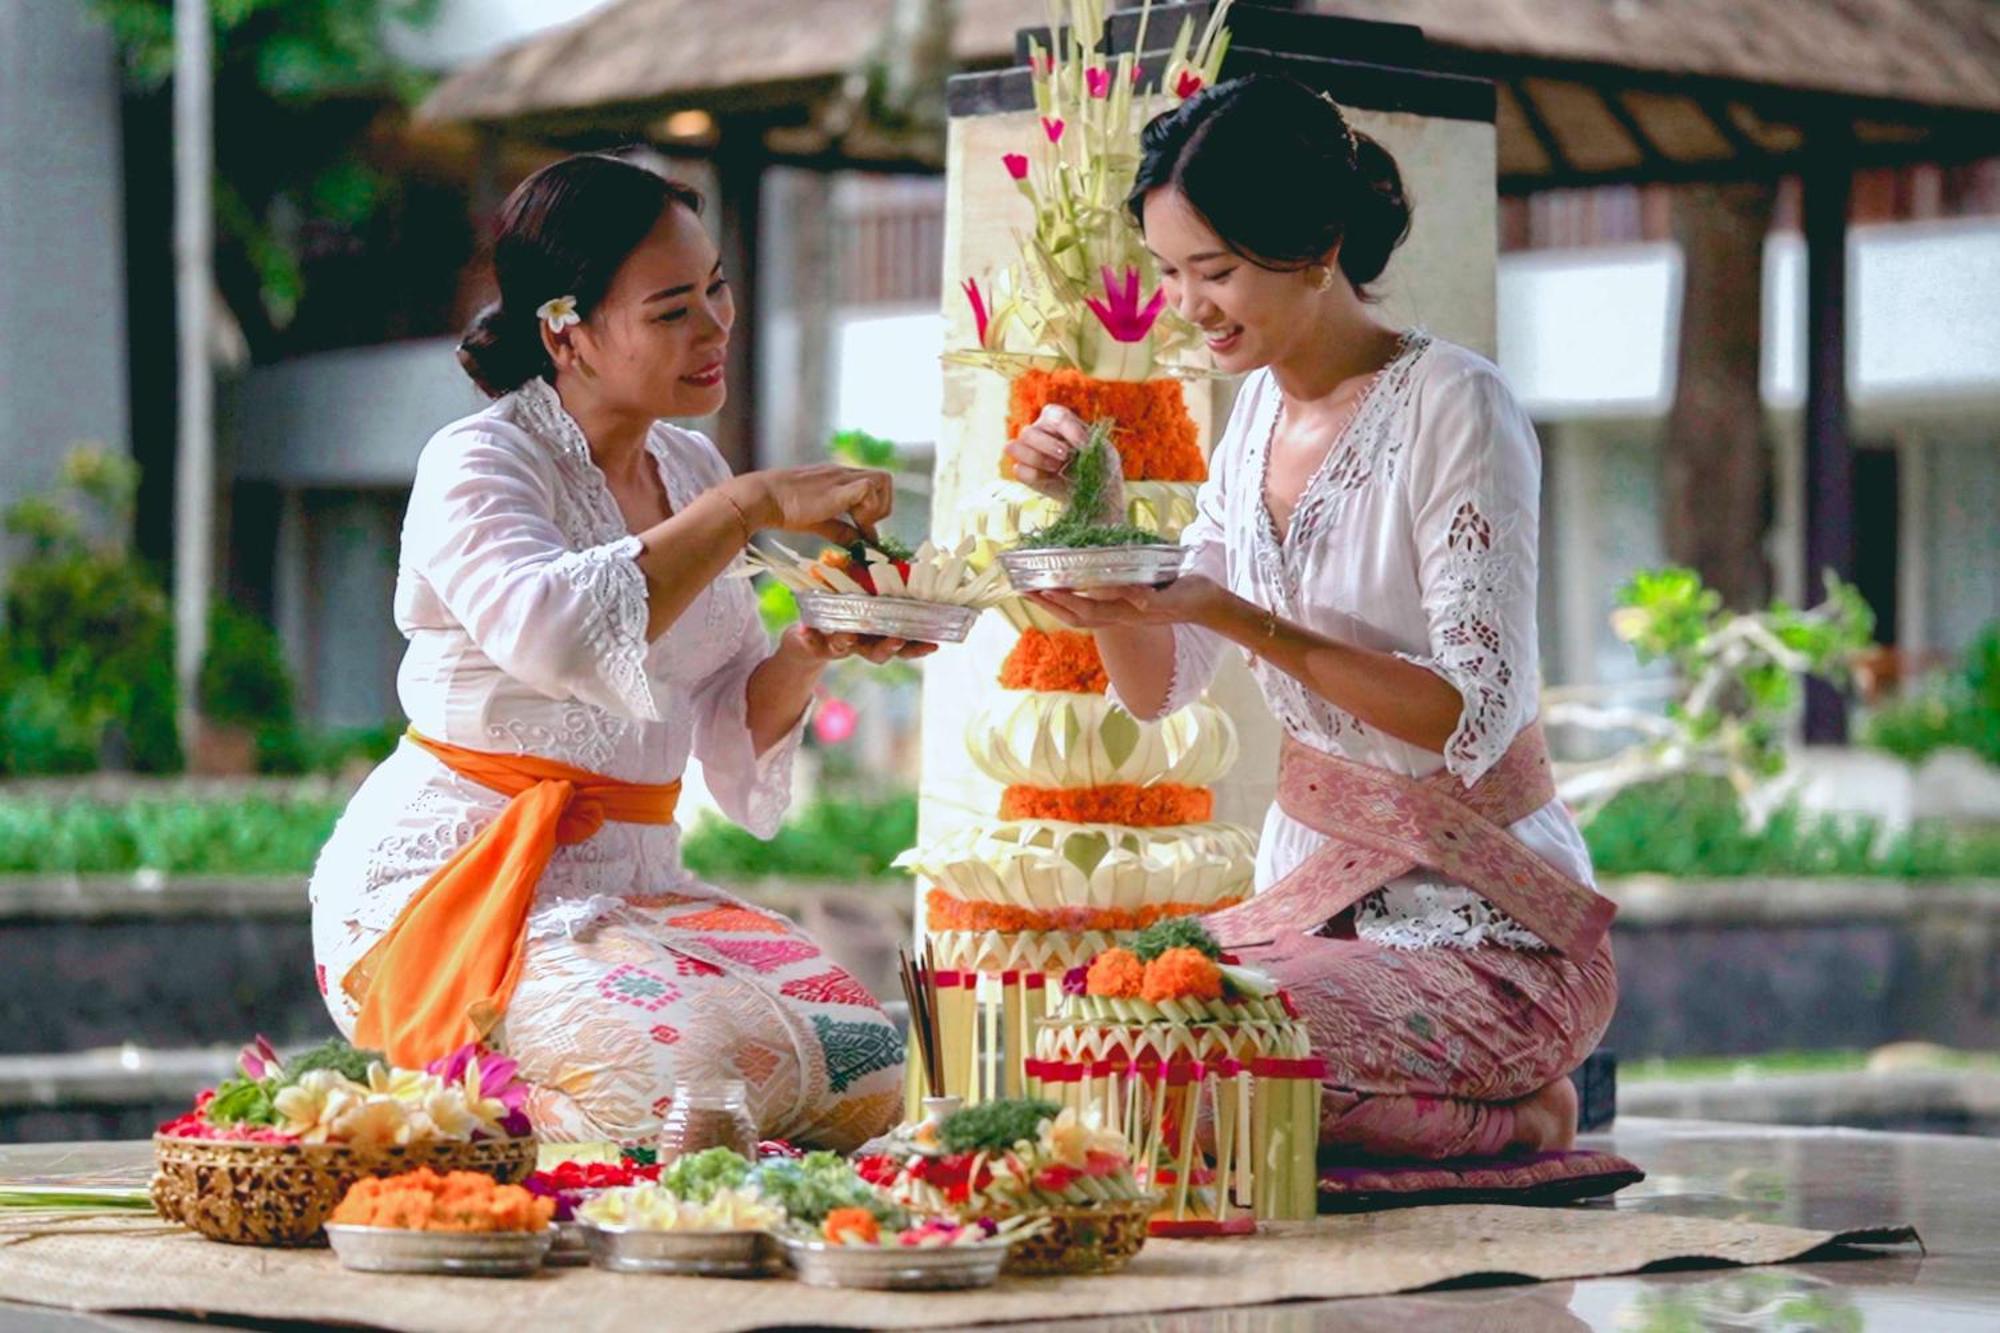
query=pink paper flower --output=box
[962,277,992,347]
[427,1041,534,1136]
[1030,53,1054,77]
[1085,66,1111,99]
[1175,69,1205,99]
[1042,117,1065,144]
[1084,265,1167,343]
[814,697,858,745]
[1130,64,1145,87]
[1002,152,1030,181]
[237,1034,282,1082]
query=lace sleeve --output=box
[1399,363,1542,785]
[687,571,803,838]
[408,429,662,721]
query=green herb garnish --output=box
[658,1146,755,1202]
[939,1097,1059,1154]
[751,1151,902,1225]
[1021,419,1162,550]
[845,533,915,565]
[278,1038,383,1086]
[1131,917,1222,962]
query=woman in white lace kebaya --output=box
[309,155,912,1148]
[1008,78,1616,1161]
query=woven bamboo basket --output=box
[150,1134,538,1247]
[999,1195,1157,1276]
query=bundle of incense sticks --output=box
[898,946,946,1100]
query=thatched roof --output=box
[419,0,2000,184]
[1336,0,2000,117]
[418,0,1026,129]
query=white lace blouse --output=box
[308,377,804,964]
[1128,333,1595,951]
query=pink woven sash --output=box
[1208,722,1615,964]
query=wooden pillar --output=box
[714,121,764,472]
[1802,129,1855,743]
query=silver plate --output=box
[324,1224,553,1276]
[998,545,1187,592]
[581,1222,782,1277]
[795,592,980,644]
[779,1234,1012,1290]
[548,1218,590,1265]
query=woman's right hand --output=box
[1002,404,1091,499]
[736,465,894,543]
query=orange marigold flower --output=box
[823,1207,880,1245]
[999,629,1107,693]
[1086,947,1146,998]
[999,783,1213,826]
[923,890,1241,937]
[1141,947,1224,1004]
[1004,370,1206,483]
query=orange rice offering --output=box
[331,1168,554,1233]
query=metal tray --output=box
[580,1221,782,1277]
[998,545,1186,592]
[548,1218,590,1265]
[795,592,980,644]
[324,1223,553,1276]
[779,1233,1013,1290]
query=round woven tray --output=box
[1000,1195,1158,1277]
[150,1134,538,1247]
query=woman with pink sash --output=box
[1007,76,1617,1162]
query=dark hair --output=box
[1125,75,1412,296]
[457,153,705,397]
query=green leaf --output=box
[206,1076,280,1126]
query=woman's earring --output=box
[1315,265,1337,293]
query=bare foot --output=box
[1509,1077,1578,1153]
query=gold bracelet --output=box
[1252,603,1280,657]
[718,488,754,546]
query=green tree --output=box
[89,0,441,329]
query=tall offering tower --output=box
[912,0,1500,1124]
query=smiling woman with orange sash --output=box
[308,154,918,1149]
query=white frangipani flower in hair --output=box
[536,295,581,332]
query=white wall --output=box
[1498,218,2000,417]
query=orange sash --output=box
[342,730,681,1066]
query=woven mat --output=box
[0,1208,1915,1332]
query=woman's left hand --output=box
[785,625,938,665]
[1027,574,1228,631]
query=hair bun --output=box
[456,301,550,398]
[1336,130,1412,289]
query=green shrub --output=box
[1862,624,2000,768]
[680,793,917,883]
[0,448,181,773]
[0,797,344,875]
[1582,775,2000,879]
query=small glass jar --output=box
[657,1079,758,1165]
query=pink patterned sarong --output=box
[1209,723,1619,1161]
